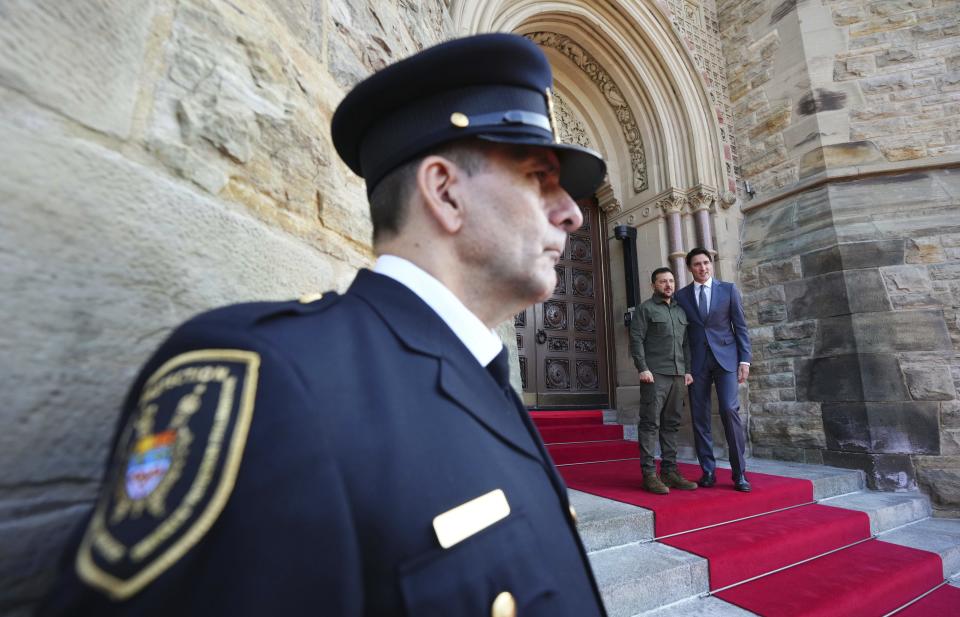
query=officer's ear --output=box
[416,154,465,235]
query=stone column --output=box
[689,187,718,256]
[657,192,688,286]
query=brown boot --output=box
[643,473,670,495]
[662,469,698,490]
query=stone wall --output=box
[0,0,452,612]
[719,0,960,515]
[719,0,959,194]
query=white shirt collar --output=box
[697,277,713,290]
[373,255,503,366]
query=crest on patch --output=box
[76,349,260,600]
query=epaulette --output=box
[188,292,342,329]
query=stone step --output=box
[879,517,960,579]
[588,540,708,617]
[570,489,654,552]
[726,457,865,499]
[570,458,941,617]
[637,596,754,617]
[821,490,931,535]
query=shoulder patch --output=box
[76,349,260,600]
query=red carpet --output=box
[559,459,813,536]
[661,504,870,589]
[546,441,640,465]
[529,410,953,616]
[537,423,624,444]
[716,540,944,617]
[895,585,960,616]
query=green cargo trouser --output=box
[637,373,684,475]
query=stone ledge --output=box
[741,152,960,213]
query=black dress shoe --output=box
[733,475,752,492]
[697,471,716,487]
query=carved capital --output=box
[656,190,688,215]
[687,185,718,212]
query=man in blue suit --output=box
[676,248,753,492]
[41,34,608,616]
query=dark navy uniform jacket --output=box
[41,269,606,616]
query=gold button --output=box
[569,504,578,524]
[491,591,516,617]
[298,292,323,304]
[450,112,469,128]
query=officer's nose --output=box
[549,189,583,233]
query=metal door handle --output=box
[536,329,547,344]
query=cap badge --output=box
[545,87,559,143]
[450,112,470,128]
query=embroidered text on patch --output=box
[76,349,260,600]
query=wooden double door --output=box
[516,199,610,408]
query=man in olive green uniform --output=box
[629,267,698,494]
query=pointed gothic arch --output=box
[450,0,729,217]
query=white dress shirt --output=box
[373,255,503,366]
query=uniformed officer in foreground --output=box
[630,267,697,495]
[41,33,608,616]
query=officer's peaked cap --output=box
[331,33,606,199]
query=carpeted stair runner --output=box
[661,504,871,589]
[894,585,960,616]
[531,410,958,617]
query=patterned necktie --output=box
[698,284,708,321]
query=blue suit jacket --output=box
[42,270,605,617]
[676,279,751,374]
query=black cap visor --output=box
[475,134,607,200]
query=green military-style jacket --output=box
[629,294,691,376]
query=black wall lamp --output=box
[614,224,640,327]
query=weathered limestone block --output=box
[877,47,918,67]
[751,415,827,449]
[902,364,958,400]
[0,0,155,138]
[861,72,915,94]
[797,354,910,402]
[823,451,917,490]
[750,388,781,404]
[801,239,905,277]
[834,55,876,80]
[816,310,951,356]
[906,236,947,264]
[784,270,891,320]
[930,263,960,280]
[774,320,817,340]
[328,0,451,89]
[943,401,960,429]
[149,0,370,241]
[882,264,933,291]
[758,256,802,286]
[822,401,940,454]
[914,455,960,513]
[0,115,360,489]
[799,142,887,178]
[765,339,814,357]
[833,5,866,26]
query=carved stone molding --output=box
[595,181,621,214]
[553,91,592,149]
[526,31,648,194]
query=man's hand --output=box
[639,370,654,383]
[684,373,693,386]
[738,364,750,384]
